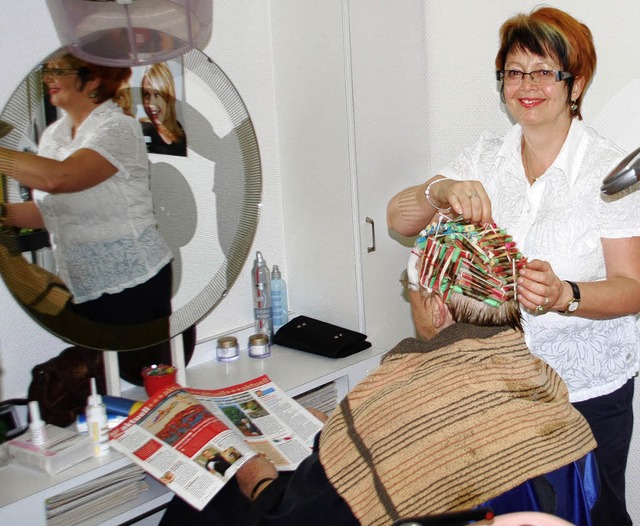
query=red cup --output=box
[142,364,178,397]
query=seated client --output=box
[160,219,598,526]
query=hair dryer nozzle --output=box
[601,145,640,195]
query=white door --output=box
[346,0,428,349]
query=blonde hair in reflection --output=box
[141,62,184,140]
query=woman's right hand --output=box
[429,177,492,225]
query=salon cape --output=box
[319,325,595,525]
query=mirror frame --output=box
[0,48,262,350]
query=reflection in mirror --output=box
[0,48,261,355]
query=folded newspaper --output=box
[109,375,323,510]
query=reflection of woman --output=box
[140,62,187,157]
[387,8,638,523]
[0,52,173,384]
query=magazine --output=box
[109,375,324,510]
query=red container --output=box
[142,364,178,397]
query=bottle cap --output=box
[28,400,43,425]
[217,336,239,349]
[249,333,270,345]
[28,400,47,446]
[88,377,102,407]
[271,265,281,279]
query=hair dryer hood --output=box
[46,0,213,67]
[601,145,640,195]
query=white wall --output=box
[420,1,640,521]
[0,0,286,398]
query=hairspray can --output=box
[251,251,272,337]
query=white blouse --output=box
[440,119,640,402]
[35,101,172,303]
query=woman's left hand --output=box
[236,454,278,500]
[517,259,569,314]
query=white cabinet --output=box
[271,0,428,349]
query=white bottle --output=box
[251,251,272,336]
[28,400,47,446]
[86,378,110,457]
[270,265,288,334]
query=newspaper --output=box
[109,375,323,510]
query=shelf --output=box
[183,343,387,398]
[0,344,387,525]
[0,450,172,525]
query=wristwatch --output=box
[562,280,581,313]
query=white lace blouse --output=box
[440,119,640,402]
[34,101,172,303]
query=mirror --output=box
[0,47,261,351]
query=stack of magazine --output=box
[45,464,148,526]
[294,381,338,414]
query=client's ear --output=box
[430,294,453,329]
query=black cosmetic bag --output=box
[272,315,371,358]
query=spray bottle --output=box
[86,377,110,457]
[251,251,272,337]
[270,264,289,334]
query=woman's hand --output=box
[307,407,328,424]
[429,177,493,225]
[387,176,492,238]
[517,259,570,314]
[236,454,278,500]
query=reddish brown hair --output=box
[495,7,596,120]
[51,53,132,104]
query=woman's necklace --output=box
[521,141,541,185]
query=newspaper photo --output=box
[109,375,323,510]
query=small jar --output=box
[216,336,239,362]
[248,333,271,359]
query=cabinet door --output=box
[347,0,428,349]
[272,0,428,349]
[272,0,361,330]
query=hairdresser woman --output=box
[387,8,639,524]
[0,52,173,384]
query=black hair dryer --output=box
[601,145,640,195]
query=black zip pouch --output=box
[272,315,371,358]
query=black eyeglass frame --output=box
[40,67,81,78]
[495,69,573,84]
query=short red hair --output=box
[495,7,596,120]
[52,52,132,104]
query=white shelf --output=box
[0,450,173,525]
[184,343,387,397]
[0,345,387,525]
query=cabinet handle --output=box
[366,217,376,253]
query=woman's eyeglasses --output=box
[496,69,573,85]
[41,67,80,78]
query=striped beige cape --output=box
[318,324,595,526]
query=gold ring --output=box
[468,192,479,198]
[535,305,544,313]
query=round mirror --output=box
[0,48,261,351]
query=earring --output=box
[570,100,578,112]
[89,90,98,99]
